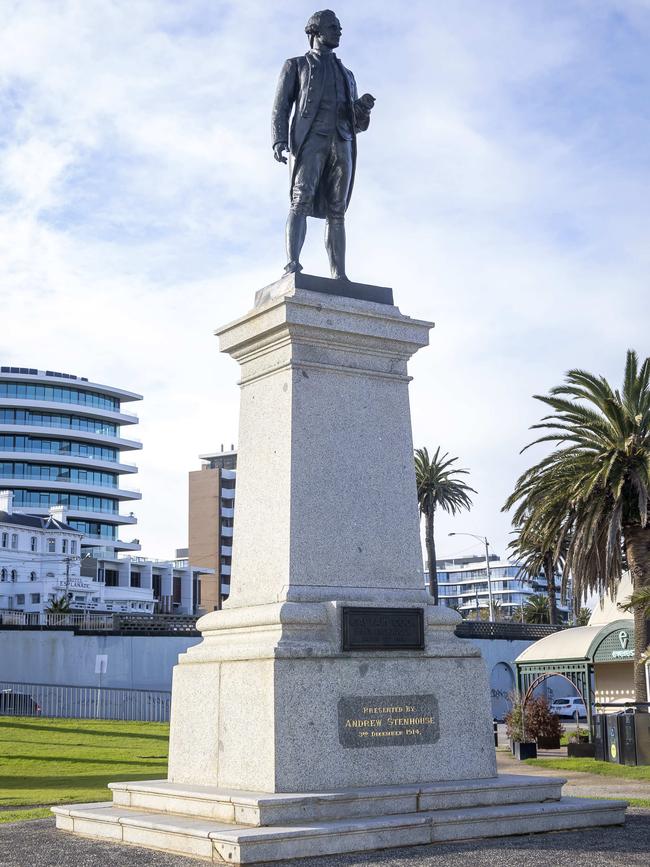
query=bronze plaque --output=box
[338,694,439,748]
[341,607,424,651]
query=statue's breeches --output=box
[291,133,352,220]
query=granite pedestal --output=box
[54,275,626,861]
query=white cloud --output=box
[0,0,648,563]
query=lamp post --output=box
[448,532,495,622]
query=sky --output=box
[0,0,648,564]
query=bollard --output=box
[493,718,498,747]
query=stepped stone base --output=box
[52,775,627,864]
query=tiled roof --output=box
[0,510,80,533]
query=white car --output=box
[550,697,587,719]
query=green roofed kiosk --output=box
[515,619,637,736]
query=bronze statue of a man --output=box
[272,10,375,280]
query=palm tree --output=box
[576,608,592,626]
[506,526,564,625]
[622,587,650,616]
[523,594,550,624]
[414,447,476,604]
[504,350,650,700]
[46,594,71,613]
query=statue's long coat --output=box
[271,52,370,219]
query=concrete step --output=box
[108,774,565,825]
[53,794,627,864]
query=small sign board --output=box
[95,654,108,675]
[338,694,439,748]
[341,607,424,652]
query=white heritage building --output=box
[0,491,199,615]
[0,490,85,612]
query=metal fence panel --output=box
[0,610,200,635]
[455,621,564,640]
[0,680,171,722]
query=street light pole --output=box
[484,537,495,622]
[448,531,495,622]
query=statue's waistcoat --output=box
[291,52,356,156]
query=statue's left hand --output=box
[358,93,375,111]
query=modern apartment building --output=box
[188,446,236,612]
[436,554,567,620]
[0,365,142,556]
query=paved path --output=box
[496,748,650,801]
[1,812,649,867]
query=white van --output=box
[550,696,587,718]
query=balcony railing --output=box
[0,472,141,492]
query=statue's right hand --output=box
[273,142,288,164]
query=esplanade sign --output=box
[593,625,636,662]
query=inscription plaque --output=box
[341,607,424,651]
[338,694,439,748]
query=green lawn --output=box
[525,757,650,781]
[0,716,169,822]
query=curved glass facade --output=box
[0,408,117,436]
[0,382,118,411]
[0,369,141,553]
[0,435,118,462]
[0,462,117,487]
[12,490,119,514]
[68,520,117,540]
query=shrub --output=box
[568,726,589,744]
[505,693,529,741]
[525,696,564,739]
[505,693,564,741]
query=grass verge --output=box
[0,716,169,810]
[525,757,650,781]
[583,795,650,808]
[0,807,53,823]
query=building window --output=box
[131,572,141,588]
[31,536,38,552]
[61,539,68,554]
[15,594,25,605]
[11,534,18,549]
[30,593,40,604]
[105,569,119,587]
[0,533,7,548]
[47,538,56,553]
[70,541,77,555]
[0,569,6,582]
[30,571,37,581]
[10,570,17,582]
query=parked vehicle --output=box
[550,696,587,719]
[0,689,41,716]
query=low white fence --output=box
[0,610,199,634]
[0,611,115,629]
[0,680,171,722]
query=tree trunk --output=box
[624,524,650,704]
[544,552,558,625]
[426,504,438,604]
